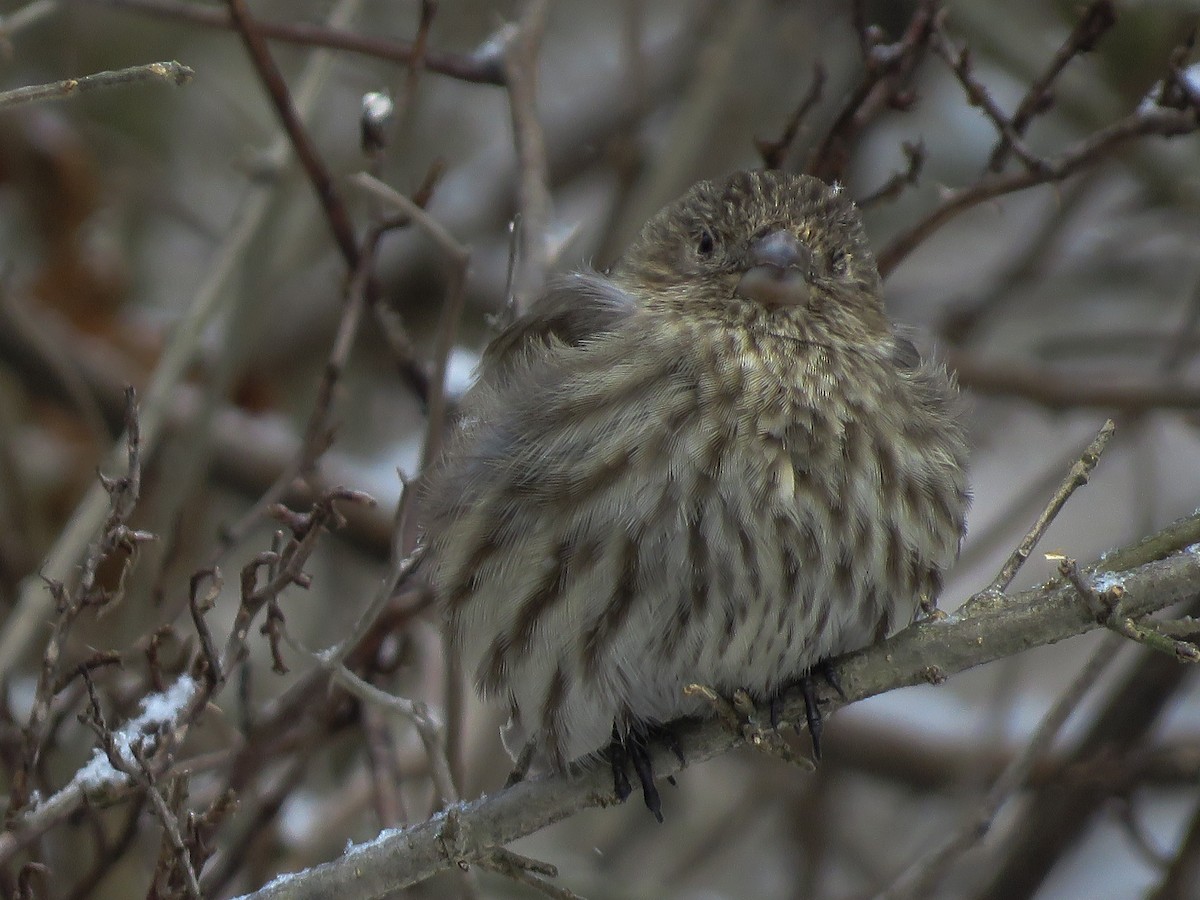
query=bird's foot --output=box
[775,659,848,760]
[504,739,537,787]
[685,683,814,771]
[606,722,683,823]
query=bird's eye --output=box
[828,247,848,276]
[697,230,716,257]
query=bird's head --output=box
[613,170,886,336]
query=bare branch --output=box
[503,0,555,315]
[806,1,937,184]
[83,0,507,84]
[877,104,1199,276]
[982,419,1115,597]
[0,59,192,108]
[756,63,826,170]
[987,1,1117,171]
[948,350,1200,412]
[223,0,359,268]
[236,516,1200,898]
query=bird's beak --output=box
[735,230,814,308]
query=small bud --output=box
[360,91,394,156]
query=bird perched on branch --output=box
[421,169,969,820]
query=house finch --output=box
[421,170,969,819]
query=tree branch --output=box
[81,0,506,84]
[0,59,192,108]
[237,516,1200,899]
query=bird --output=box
[420,169,969,820]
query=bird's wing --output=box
[480,271,639,380]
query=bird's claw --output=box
[607,722,680,822]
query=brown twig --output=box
[351,173,471,803]
[79,672,202,898]
[348,174,470,476]
[223,0,359,269]
[930,20,1048,173]
[755,63,826,169]
[13,389,150,811]
[83,0,506,84]
[400,0,436,118]
[215,217,398,555]
[132,746,202,899]
[503,0,555,315]
[857,139,925,208]
[805,0,937,184]
[987,1,1117,172]
[188,570,223,689]
[877,103,1199,276]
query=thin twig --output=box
[352,172,472,801]
[857,139,925,208]
[348,173,469,474]
[475,847,584,900]
[79,674,202,898]
[982,419,1115,597]
[806,1,937,183]
[84,0,506,84]
[14,389,147,810]
[1058,557,1200,661]
[0,60,192,108]
[223,0,359,267]
[755,63,826,169]
[214,218,389,554]
[987,1,1117,172]
[930,21,1048,172]
[948,351,1200,411]
[131,746,203,899]
[503,0,555,315]
[322,659,459,807]
[877,104,1199,276]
